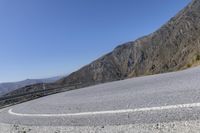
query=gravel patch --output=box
[1,120,200,133]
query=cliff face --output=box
[57,0,200,87]
[4,0,200,97]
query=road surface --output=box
[1,67,200,132]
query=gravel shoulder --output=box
[1,120,200,133]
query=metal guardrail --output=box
[0,83,83,109]
[0,86,69,101]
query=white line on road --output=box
[8,102,200,117]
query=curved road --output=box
[1,67,200,128]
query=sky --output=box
[0,0,191,83]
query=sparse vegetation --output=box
[196,54,200,61]
[187,63,192,68]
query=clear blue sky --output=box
[0,0,191,83]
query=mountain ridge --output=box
[4,0,200,98]
[0,76,63,96]
[57,0,200,86]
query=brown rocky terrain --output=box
[2,0,200,102]
[57,0,200,87]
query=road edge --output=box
[1,120,200,133]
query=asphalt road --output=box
[1,67,200,127]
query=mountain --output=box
[57,0,200,86]
[0,76,63,96]
[4,0,200,97]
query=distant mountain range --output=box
[4,0,200,99]
[0,76,63,96]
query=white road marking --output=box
[8,102,200,117]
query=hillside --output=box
[0,76,62,96]
[4,0,200,98]
[57,0,200,87]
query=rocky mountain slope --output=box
[57,0,200,86]
[4,0,200,97]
